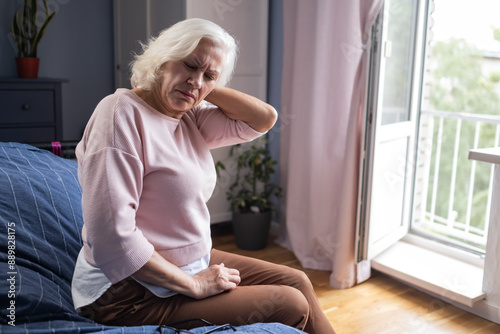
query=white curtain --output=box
[277,0,383,289]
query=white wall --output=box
[186,0,270,223]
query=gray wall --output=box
[1,0,115,141]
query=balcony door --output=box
[357,0,424,260]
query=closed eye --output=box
[184,61,218,81]
[184,62,197,70]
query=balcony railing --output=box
[412,109,500,252]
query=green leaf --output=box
[31,5,55,57]
[11,0,56,58]
[216,137,282,213]
[12,9,23,57]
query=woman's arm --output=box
[132,251,241,299]
[204,87,278,133]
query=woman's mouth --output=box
[179,90,196,100]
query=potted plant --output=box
[11,0,56,78]
[216,138,282,250]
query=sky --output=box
[432,0,500,52]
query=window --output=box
[411,0,500,254]
[358,0,500,323]
[359,0,500,260]
[357,0,419,261]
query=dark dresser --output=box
[0,78,66,143]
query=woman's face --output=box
[153,38,224,118]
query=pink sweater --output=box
[76,89,263,283]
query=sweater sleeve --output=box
[77,92,155,284]
[79,147,155,283]
[191,103,266,149]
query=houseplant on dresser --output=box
[216,138,282,250]
[11,0,56,78]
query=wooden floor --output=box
[211,223,500,334]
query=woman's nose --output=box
[188,72,202,89]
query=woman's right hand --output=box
[190,263,241,299]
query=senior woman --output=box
[71,18,335,334]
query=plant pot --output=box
[16,57,40,79]
[232,211,271,250]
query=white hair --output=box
[130,18,238,90]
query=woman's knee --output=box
[245,285,309,329]
[281,266,315,292]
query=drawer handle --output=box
[22,104,30,111]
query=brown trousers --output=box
[79,249,336,334]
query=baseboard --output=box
[210,211,232,224]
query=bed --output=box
[0,142,304,334]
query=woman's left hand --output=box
[133,252,239,299]
[205,87,277,133]
[190,263,241,299]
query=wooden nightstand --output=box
[0,78,67,143]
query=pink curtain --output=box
[277,0,383,289]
